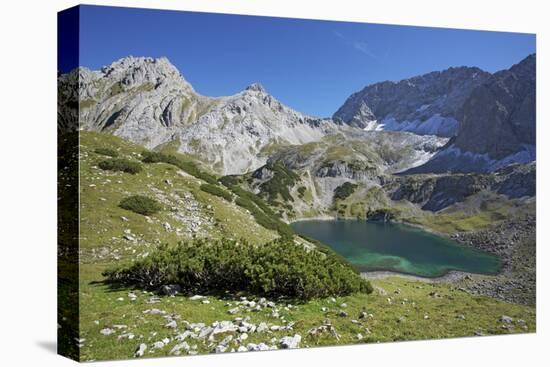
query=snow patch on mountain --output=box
[361,114,458,137]
[407,144,536,174]
[389,133,449,173]
[362,120,383,131]
[444,145,536,172]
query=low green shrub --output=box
[258,161,300,204]
[219,175,241,187]
[119,195,162,215]
[220,176,294,238]
[219,177,293,238]
[223,184,277,217]
[141,150,217,184]
[234,196,294,239]
[94,147,118,157]
[366,207,400,222]
[98,158,142,174]
[200,184,233,202]
[333,182,358,201]
[140,150,171,164]
[104,237,373,300]
[297,186,307,198]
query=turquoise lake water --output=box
[290,219,501,278]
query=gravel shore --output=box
[362,214,535,305]
[361,270,471,283]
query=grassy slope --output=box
[79,271,535,361]
[331,181,532,235]
[403,193,534,234]
[79,132,276,253]
[77,132,535,361]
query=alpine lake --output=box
[290,219,501,278]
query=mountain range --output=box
[60,54,536,225]
[66,57,338,174]
[59,54,536,177]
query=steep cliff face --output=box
[407,54,536,173]
[454,54,536,159]
[333,67,491,137]
[495,162,536,199]
[57,70,79,132]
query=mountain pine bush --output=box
[219,180,293,238]
[333,182,358,201]
[258,161,300,204]
[94,147,119,157]
[119,195,162,215]
[200,184,233,202]
[104,238,373,300]
[141,150,217,184]
[98,158,142,174]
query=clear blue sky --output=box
[69,5,535,117]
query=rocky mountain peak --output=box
[98,56,193,92]
[176,81,340,174]
[406,54,536,173]
[101,56,177,74]
[509,53,535,76]
[333,65,491,137]
[245,82,267,93]
[453,53,535,159]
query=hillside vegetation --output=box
[105,238,373,300]
[68,132,536,361]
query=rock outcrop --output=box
[78,57,202,146]
[57,70,79,132]
[388,162,535,212]
[455,54,536,160]
[389,174,494,212]
[494,162,536,199]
